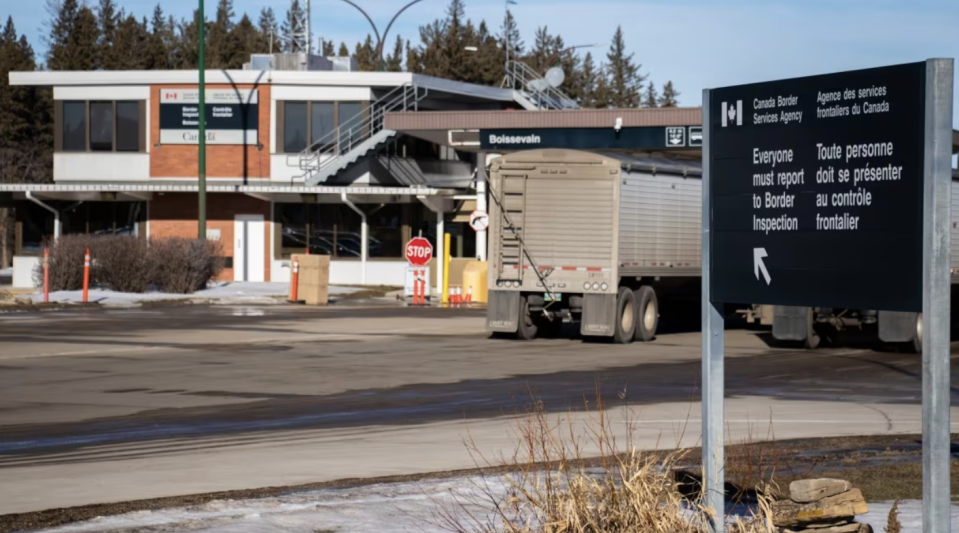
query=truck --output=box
[486,148,959,350]
[486,149,701,343]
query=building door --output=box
[234,215,265,282]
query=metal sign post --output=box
[700,89,725,532]
[702,58,953,533]
[921,58,953,533]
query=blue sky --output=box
[5,0,959,126]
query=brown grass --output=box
[885,499,901,533]
[427,389,776,533]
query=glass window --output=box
[63,101,86,151]
[275,203,404,259]
[310,102,335,148]
[115,101,139,152]
[89,101,114,151]
[338,102,362,152]
[284,101,307,153]
[368,205,403,258]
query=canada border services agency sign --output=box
[159,89,259,145]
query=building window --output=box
[281,101,365,154]
[63,101,86,151]
[310,102,335,148]
[60,100,143,153]
[284,101,308,153]
[338,102,363,152]
[115,101,140,152]
[89,101,114,151]
[274,203,403,259]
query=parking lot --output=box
[1,303,957,514]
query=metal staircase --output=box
[503,60,580,110]
[299,83,429,185]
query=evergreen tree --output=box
[257,7,280,53]
[405,39,418,73]
[97,0,120,68]
[499,9,522,66]
[570,51,598,107]
[171,9,200,68]
[46,0,78,69]
[441,0,473,82]
[474,20,502,85]
[337,42,348,56]
[385,34,403,71]
[146,4,172,69]
[206,0,235,68]
[642,82,659,108]
[224,14,257,68]
[1,17,48,184]
[353,34,376,71]
[321,39,334,56]
[603,25,644,108]
[658,80,679,107]
[113,15,150,69]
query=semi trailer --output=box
[486,149,701,343]
[485,148,959,349]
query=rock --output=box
[772,489,869,528]
[783,522,872,533]
[790,479,854,503]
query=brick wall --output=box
[149,193,271,281]
[150,84,271,179]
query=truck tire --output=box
[804,308,820,350]
[633,286,659,342]
[613,287,636,344]
[516,295,539,341]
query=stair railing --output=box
[298,82,429,180]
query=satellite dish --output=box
[544,67,565,88]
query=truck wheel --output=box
[613,287,636,344]
[912,312,923,354]
[516,295,539,341]
[633,286,659,342]
[804,308,821,350]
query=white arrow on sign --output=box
[753,247,771,285]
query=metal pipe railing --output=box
[298,83,428,180]
[505,60,579,110]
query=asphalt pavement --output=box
[1,304,957,514]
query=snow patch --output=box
[24,282,360,307]
[28,474,959,533]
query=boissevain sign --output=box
[159,89,259,145]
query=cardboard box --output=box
[291,254,330,305]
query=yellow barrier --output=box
[461,260,488,303]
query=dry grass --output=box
[885,499,901,533]
[427,389,776,533]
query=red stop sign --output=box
[405,237,434,266]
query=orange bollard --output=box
[466,286,473,303]
[43,248,49,303]
[415,269,423,305]
[82,248,91,303]
[414,268,425,305]
[289,260,299,302]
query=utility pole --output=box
[198,0,207,239]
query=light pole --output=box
[336,0,426,70]
[198,0,206,239]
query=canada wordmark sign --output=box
[159,89,259,145]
